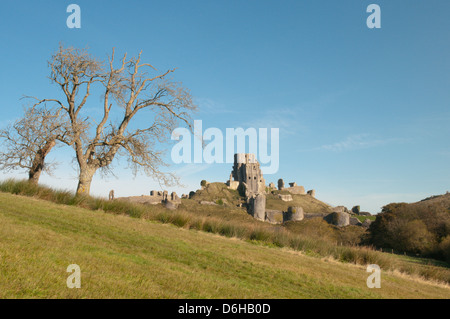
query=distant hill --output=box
[368,192,450,262]
[419,192,450,206]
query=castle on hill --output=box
[226,153,314,197]
[227,153,266,194]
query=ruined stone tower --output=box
[227,153,265,194]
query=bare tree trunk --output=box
[28,170,42,185]
[76,166,96,195]
[28,140,56,184]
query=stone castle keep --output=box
[227,153,265,194]
[227,153,314,198]
[227,153,315,224]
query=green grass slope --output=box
[190,182,243,206]
[0,192,448,299]
[190,182,333,215]
[266,191,333,214]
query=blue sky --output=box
[0,0,449,213]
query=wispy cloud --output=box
[316,134,408,152]
[195,97,237,115]
[173,163,213,177]
[243,109,308,136]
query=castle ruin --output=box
[227,153,265,194]
[226,153,317,224]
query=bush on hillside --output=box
[438,235,450,263]
[337,226,367,246]
[367,201,450,260]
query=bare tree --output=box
[30,45,196,195]
[0,106,68,184]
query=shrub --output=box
[397,220,436,254]
[439,236,450,263]
[368,201,449,259]
[338,226,366,246]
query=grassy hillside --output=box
[190,182,243,206]
[190,182,333,215]
[266,191,332,214]
[0,192,449,298]
[419,192,450,206]
[1,179,449,285]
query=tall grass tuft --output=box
[170,212,191,228]
[202,220,221,234]
[249,227,272,242]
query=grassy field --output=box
[1,178,449,285]
[0,192,449,298]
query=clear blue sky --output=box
[1,0,449,213]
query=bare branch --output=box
[0,106,69,183]
[22,45,197,194]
